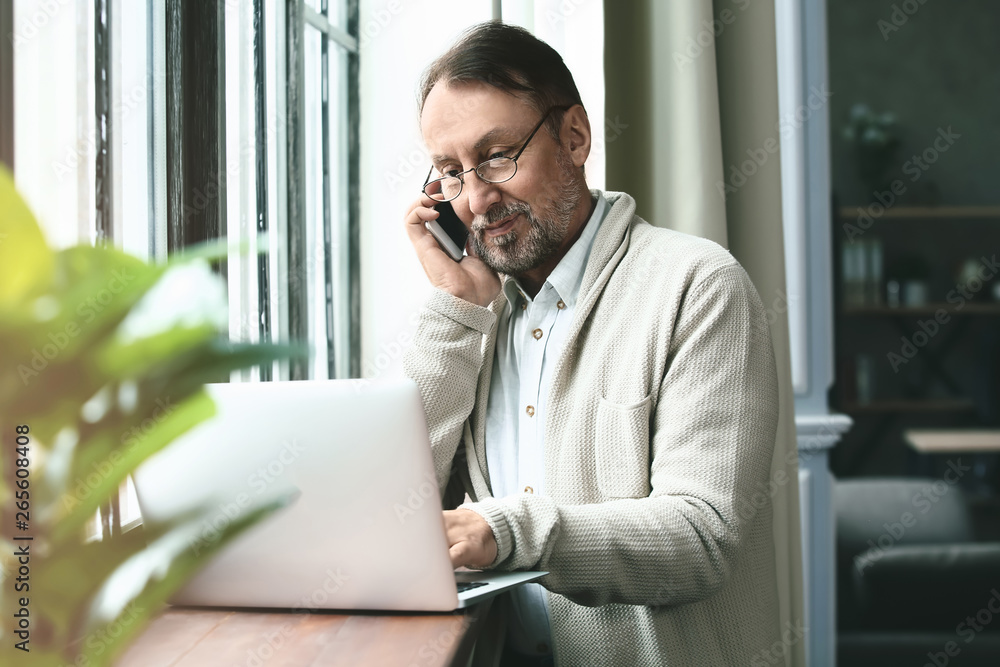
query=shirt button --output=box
[521,302,527,311]
[524,486,534,494]
[525,405,535,417]
[532,328,543,340]
[556,300,565,310]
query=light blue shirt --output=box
[485,192,609,656]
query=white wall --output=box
[13,0,93,249]
[503,0,605,186]
[358,0,493,383]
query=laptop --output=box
[132,378,545,611]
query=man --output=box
[403,21,781,667]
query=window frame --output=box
[9,0,361,537]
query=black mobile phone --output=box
[425,200,469,262]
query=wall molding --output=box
[796,412,853,452]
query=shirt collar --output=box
[502,191,609,310]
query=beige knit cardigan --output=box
[403,191,782,666]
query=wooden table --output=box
[904,429,1000,453]
[114,597,501,667]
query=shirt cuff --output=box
[425,287,497,335]
[458,497,513,568]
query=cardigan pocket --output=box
[595,394,653,498]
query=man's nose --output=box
[464,172,502,217]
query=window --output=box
[217,0,359,382]
[13,0,358,378]
[11,0,360,534]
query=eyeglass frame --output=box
[422,104,576,202]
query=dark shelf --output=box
[840,399,977,414]
[842,303,1000,316]
[838,205,1000,220]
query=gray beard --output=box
[471,158,586,276]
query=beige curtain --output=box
[605,2,805,666]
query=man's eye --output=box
[443,168,460,177]
[488,151,508,160]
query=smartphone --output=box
[425,200,469,262]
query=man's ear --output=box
[561,105,592,168]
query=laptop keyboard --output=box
[456,581,489,593]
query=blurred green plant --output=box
[0,167,306,665]
[841,102,901,195]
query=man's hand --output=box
[404,195,501,308]
[443,509,498,569]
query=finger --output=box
[405,193,446,222]
[405,203,440,230]
[404,206,444,250]
[408,222,453,264]
[448,542,470,568]
[442,510,457,534]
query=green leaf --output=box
[40,244,165,357]
[50,389,217,546]
[172,232,269,264]
[79,495,294,666]
[95,323,218,379]
[0,168,305,667]
[30,529,153,650]
[0,166,53,306]
[139,339,310,400]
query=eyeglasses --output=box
[422,105,574,203]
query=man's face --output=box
[420,81,586,276]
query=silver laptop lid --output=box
[133,379,459,611]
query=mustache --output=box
[472,201,532,232]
